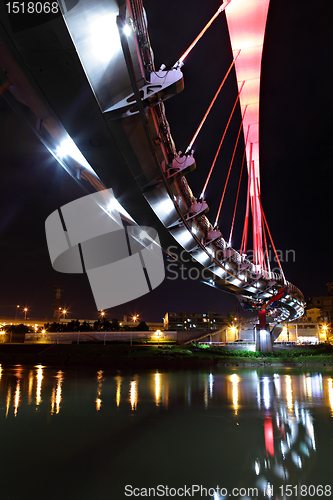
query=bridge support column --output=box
[255,309,273,352]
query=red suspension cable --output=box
[175,0,232,67]
[185,51,240,154]
[240,176,250,255]
[201,81,245,201]
[256,179,286,282]
[227,107,249,245]
[262,219,271,276]
[240,140,252,255]
[213,82,245,224]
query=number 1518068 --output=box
[5,2,59,14]
[279,485,331,497]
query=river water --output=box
[1,365,332,500]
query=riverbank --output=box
[0,343,332,369]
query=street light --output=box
[132,314,139,323]
[155,329,162,346]
[322,324,328,341]
[23,307,28,320]
[15,305,20,321]
[230,326,237,341]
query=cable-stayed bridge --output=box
[0,0,305,348]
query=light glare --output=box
[90,14,121,63]
[56,137,95,173]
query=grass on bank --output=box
[0,342,332,364]
[149,342,333,361]
[58,342,333,362]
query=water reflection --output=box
[285,374,293,410]
[230,373,239,414]
[5,386,11,418]
[13,366,22,417]
[51,371,64,415]
[95,370,103,411]
[28,369,34,404]
[115,375,122,407]
[155,372,161,406]
[0,366,332,498]
[36,365,43,406]
[130,378,138,410]
[328,378,333,415]
[0,367,331,419]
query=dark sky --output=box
[1,0,332,322]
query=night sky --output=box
[0,0,332,323]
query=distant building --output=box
[0,316,163,332]
[163,311,228,331]
[305,308,322,323]
[307,282,333,323]
[275,321,328,344]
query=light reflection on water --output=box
[0,365,332,499]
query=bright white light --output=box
[212,267,226,278]
[123,23,132,36]
[156,198,175,215]
[90,14,122,63]
[176,229,193,245]
[209,373,213,398]
[101,196,134,222]
[56,137,95,174]
[206,246,214,257]
[254,460,260,475]
[193,250,209,265]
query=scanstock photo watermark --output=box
[165,245,296,282]
[124,484,260,498]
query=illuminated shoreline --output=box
[0,344,332,370]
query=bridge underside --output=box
[0,0,305,323]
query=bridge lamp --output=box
[155,330,162,346]
[56,137,93,171]
[230,326,237,341]
[322,325,328,340]
[123,23,132,37]
[104,195,134,223]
